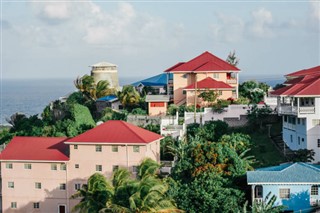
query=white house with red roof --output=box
[272,65,320,162]
[164,51,240,106]
[0,120,162,213]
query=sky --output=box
[1,0,319,81]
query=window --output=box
[150,102,165,107]
[75,164,79,169]
[298,137,300,145]
[290,135,293,143]
[51,164,57,170]
[113,165,119,172]
[255,185,263,198]
[284,116,287,122]
[8,182,14,188]
[6,163,13,169]
[35,182,41,189]
[75,183,81,190]
[96,145,102,152]
[11,202,17,209]
[313,119,320,126]
[318,139,320,148]
[279,188,290,199]
[218,91,222,96]
[311,185,319,195]
[213,73,219,79]
[302,138,304,142]
[112,146,118,152]
[60,164,66,170]
[297,118,300,125]
[96,165,102,171]
[74,145,78,149]
[302,119,305,125]
[33,202,40,209]
[132,166,138,173]
[24,163,32,169]
[133,146,140,153]
[60,183,66,190]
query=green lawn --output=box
[230,122,287,169]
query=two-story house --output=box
[164,51,240,106]
[0,120,162,213]
[272,65,320,162]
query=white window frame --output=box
[24,163,32,169]
[96,165,102,172]
[60,183,66,190]
[33,202,40,209]
[11,202,17,209]
[311,185,318,195]
[96,145,102,152]
[75,183,81,190]
[112,145,118,152]
[74,145,78,149]
[279,188,290,199]
[35,182,42,189]
[75,164,79,169]
[60,164,66,170]
[6,163,13,169]
[133,146,140,153]
[8,182,14,188]
[51,164,57,170]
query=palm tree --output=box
[74,75,115,101]
[71,173,113,213]
[118,85,140,108]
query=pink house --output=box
[164,51,240,106]
[0,120,162,213]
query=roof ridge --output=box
[120,121,148,143]
[280,162,296,172]
[299,162,320,172]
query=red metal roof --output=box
[164,51,240,72]
[184,77,234,90]
[66,120,163,144]
[272,74,320,96]
[285,65,320,77]
[0,137,69,161]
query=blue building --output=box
[247,162,320,212]
[132,73,173,96]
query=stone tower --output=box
[90,62,120,90]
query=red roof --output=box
[66,120,163,144]
[272,74,320,96]
[184,77,234,90]
[164,51,240,72]
[285,65,320,77]
[0,137,69,161]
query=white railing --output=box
[283,122,295,130]
[299,106,315,114]
[226,78,237,84]
[279,105,298,115]
[254,198,263,203]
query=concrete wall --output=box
[1,141,160,212]
[1,161,68,213]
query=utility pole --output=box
[194,73,197,123]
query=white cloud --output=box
[210,13,245,43]
[31,2,70,24]
[310,1,320,21]
[249,8,274,38]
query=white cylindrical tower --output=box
[90,62,120,90]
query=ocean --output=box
[0,76,284,125]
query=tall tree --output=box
[118,85,141,110]
[226,50,240,67]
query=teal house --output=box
[247,163,320,212]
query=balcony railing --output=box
[299,106,315,114]
[279,105,315,115]
[226,78,237,84]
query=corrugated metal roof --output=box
[145,95,170,102]
[97,95,118,102]
[132,73,173,87]
[247,163,320,184]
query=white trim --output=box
[248,182,320,185]
[65,139,163,146]
[0,160,69,163]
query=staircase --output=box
[270,134,295,159]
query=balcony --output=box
[279,104,315,115]
[226,78,237,84]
